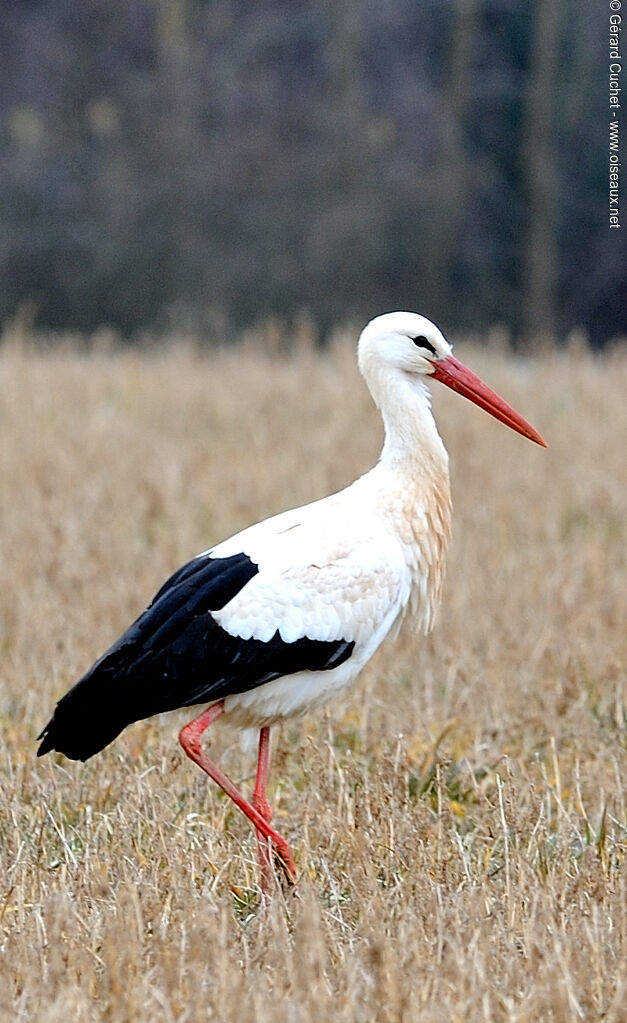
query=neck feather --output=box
[368,367,448,473]
[361,365,453,631]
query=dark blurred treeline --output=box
[0,0,622,343]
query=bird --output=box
[37,312,546,888]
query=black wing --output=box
[37,552,354,761]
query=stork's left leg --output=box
[251,727,274,883]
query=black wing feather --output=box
[37,552,354,762]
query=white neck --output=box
[357,362,452,634]
[366,365,449,475]
[348,362,451,634]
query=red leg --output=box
[179,704,296,886]
[251,727,273,883]
[252,726,273,821]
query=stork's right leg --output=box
[251,726,274,887]
[179,704,297,887]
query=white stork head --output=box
[358,311,547,448]
[358,311,452,376]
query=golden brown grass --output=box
[0,326,625,1022]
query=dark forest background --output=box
[0,0,623,344]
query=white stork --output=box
[38,312,546,887]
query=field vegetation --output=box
[0,325,625,1021]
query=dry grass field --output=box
[0,324,625,1022]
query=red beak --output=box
[430,355,547,447]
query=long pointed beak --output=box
[430,355,547,447]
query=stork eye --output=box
[412,335,436,355]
